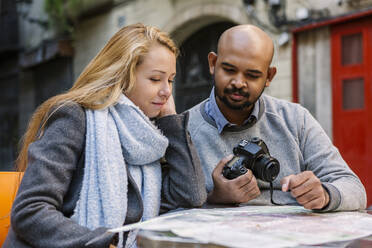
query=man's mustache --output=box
[224,87,250,97]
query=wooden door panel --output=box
[331,16,372,206]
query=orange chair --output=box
[0,172,23,246]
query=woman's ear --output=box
[208,52,218,75]
[265,67,277,87]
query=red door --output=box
[331,16,372,207]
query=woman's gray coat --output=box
[3,104,207,248]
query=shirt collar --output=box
[205,87,259,133]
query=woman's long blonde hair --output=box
[16,23,178,172]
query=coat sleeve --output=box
[155,112,207,213]
[10,104,116,248]
[298,107,367,211]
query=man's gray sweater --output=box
[187,94,366,211]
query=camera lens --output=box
[253,156,280,182]
[265,159,280,181]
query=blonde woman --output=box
[3,23,207,248]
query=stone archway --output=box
[174,21,236,112]
[164,2,248,44]
[163,2,248,112]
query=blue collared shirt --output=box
[205,87,259,133]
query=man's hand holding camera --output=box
[281,171,330,210]
[208,138,329,209]
[208,155,261,204]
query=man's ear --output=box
[265,67,277,87]
[208,52,218,75]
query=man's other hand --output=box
[207,155,260,204]
[281,171,329,210]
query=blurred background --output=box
[0,0,371,205]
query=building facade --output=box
[1,0,371,206]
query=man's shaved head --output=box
[207,24,277,125]
[217,25,274,67]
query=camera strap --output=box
[269,182,283,206]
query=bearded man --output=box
[186,24,366,211]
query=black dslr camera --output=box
[222,137,280,182]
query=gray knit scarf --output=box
[71,94,168,247]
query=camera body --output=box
[222,137,280,182]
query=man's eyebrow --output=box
[245,69,262,75]
[221,62,262,75]
[221,62,236,68]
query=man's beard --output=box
[213,75,265,110]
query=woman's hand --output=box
[158,95,177,117]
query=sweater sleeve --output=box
[155,112,207,213]
[10,104,116,248]
[299,107,367,211]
